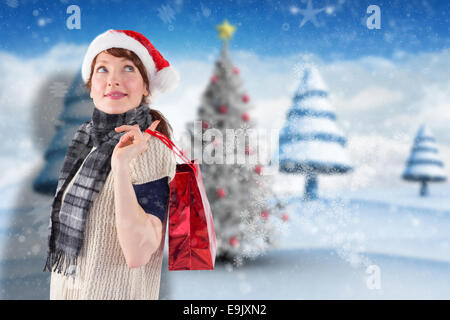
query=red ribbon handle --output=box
[145,129,197,176]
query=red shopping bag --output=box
[145,128,216,270]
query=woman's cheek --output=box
[125,79,142,92]
[92,78,106,92]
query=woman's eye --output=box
[95,65,133,72]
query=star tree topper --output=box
[216,20,236,40]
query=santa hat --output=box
[81,29,179,99]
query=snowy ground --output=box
[160,248,450,299]
[160,187,450,300]
[1,169,450,299]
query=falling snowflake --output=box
[6,0,19,8]
[239,209,260,234]
[231,165,243,175]
[200,3,211,17]
[224,262,234,272]
[239,209,251,221]
[238,122,252,135]
[31,244,41,255]
[233,255,243,268]
[157,4,176,25]
[37,17,52,27]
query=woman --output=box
[43,29,180,300]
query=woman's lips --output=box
[106,93,128,100]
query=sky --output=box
[1,0,448,60]
[0,0,449,195]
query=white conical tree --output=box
[279,65,352,200]
[402,124,447,196]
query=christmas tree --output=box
[402,124,447,197]
[185,20,286,264]
[33,72,92,195]
[278,65,352,200]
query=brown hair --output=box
[84,47,173,139]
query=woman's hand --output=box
[111,120,160,170]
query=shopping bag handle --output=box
[145,128,197,176]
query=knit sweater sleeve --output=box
[128,134,177,185]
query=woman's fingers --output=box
[117,133,132,147]
[115,124,140,132]
[149,120,160,131]
[115,125,140,146]
[116,125,141,140]
[143,120,160,142]
[115,122,159,145]
[121,132,133,140]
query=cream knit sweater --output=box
[49,135,176,300]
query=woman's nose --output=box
[107,78,120,86]
[107,71,121,86]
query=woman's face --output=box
[90,51,149,114]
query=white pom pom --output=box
[149,66,180,96]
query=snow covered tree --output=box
[185,20,285,264]
[278,65,352,200]
[402,124,447,197]
[34,72,91,195]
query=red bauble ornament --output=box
[281,213,289,222]
[202,120,210,129]
[219,105,228,114]
[211,75,218,83]
[261,210,269,219]
[229,236,239,247]
[233,67,239,75]
[241,113,250,122]
[217,188,226,198]
[254,165,263,175]
[242,94,250,103]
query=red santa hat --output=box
[81,29,179,99]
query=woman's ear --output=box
[143,84,149,97]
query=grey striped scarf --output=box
[43,101,152,277]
